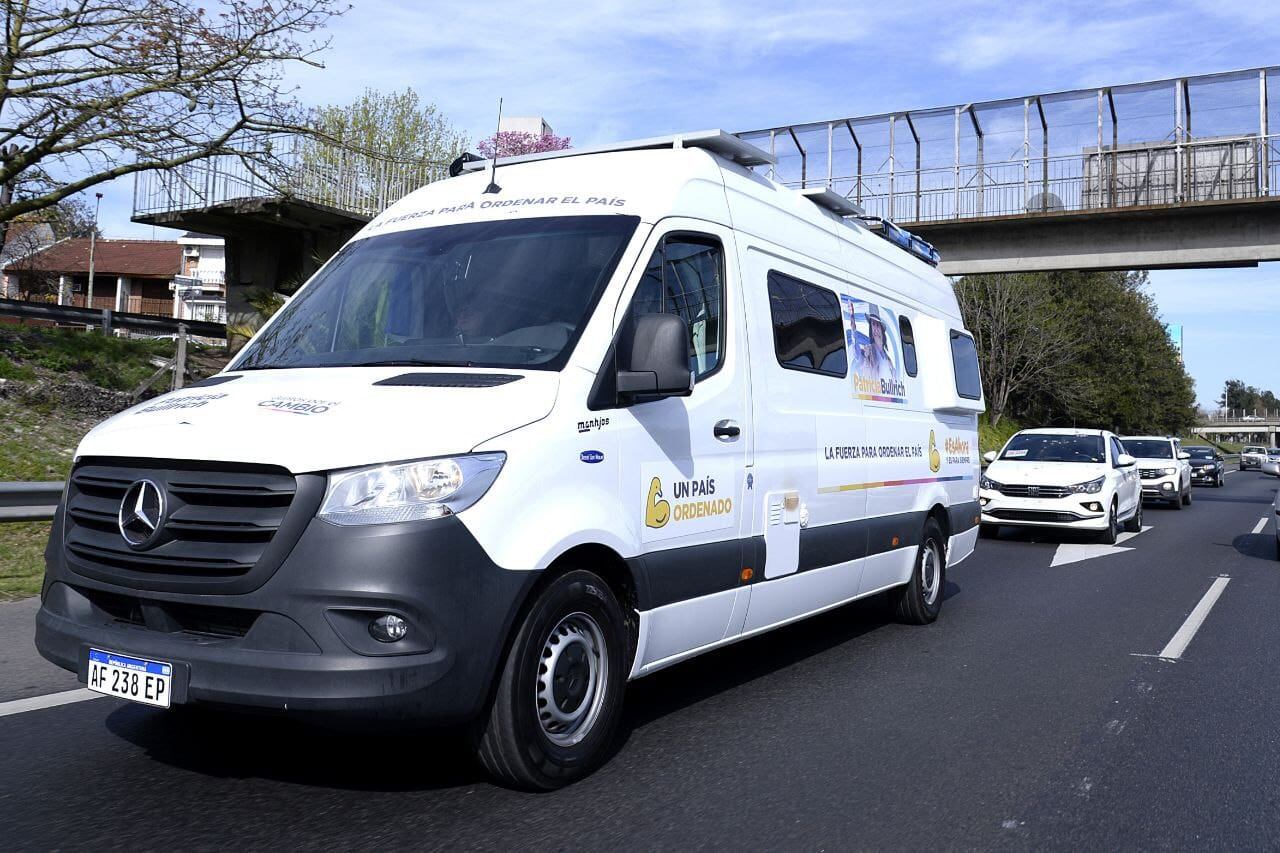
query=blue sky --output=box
[99,0,1280,407]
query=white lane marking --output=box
[0,688,105,718]
[1050,525,1151,567]
[1157,576,1231,661]
[1252,517,1269,535]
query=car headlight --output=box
[319,453,506,526]
[1068,476,1105,494]
[1160,467,1177,476]
[979,474,1001,491]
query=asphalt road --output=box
[3,467,1279,850]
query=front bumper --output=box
[1242,458,1261,469]
[979,490,1109,530]
[1140,474,1180,501]
[35,508,537,722]
[1190,466,1222,484]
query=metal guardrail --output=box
[0,482,63,523]
[0,297,224,338]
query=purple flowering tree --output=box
[477,131,572,159]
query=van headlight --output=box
[1068,476,1105,494]
[319,453,506,526]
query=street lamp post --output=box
[85,191,103,317]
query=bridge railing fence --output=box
[763,133,1280,225]
[133,134,450,221]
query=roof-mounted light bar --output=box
[459,129,775,174]
[857,216,942,267]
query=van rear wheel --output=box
[473,570,626,791]
[892,518,945,625]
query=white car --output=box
[1242,446,1267,470]
[1274,487,1280,561]
[980,428,1142,543]
[1121,435,1193,508]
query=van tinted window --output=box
[899,316,918,377]
[950,331,982,399]
[766,271,847,377]
[631,235,724,380]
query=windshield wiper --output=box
[350,358,477,368]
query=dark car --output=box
[1186,446,1226,487]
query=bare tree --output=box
[954,273,1086,427]
[0,0,347,254]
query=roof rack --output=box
[799,187,865,217]
[856,216,942,267]
[460,130,775,173]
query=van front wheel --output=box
[473,570,626,791]
[892,518,946,625]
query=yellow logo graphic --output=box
[645,477,671,529]
[928,430,942,473]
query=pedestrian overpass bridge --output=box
[736,67,1280,275]
[133,66,1280,305]
[1196,413,1280,446]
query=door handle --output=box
[714,419,741,441]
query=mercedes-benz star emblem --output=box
[118,479,166,549]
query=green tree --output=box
[298,88,464,212]
[955,270,1197,434]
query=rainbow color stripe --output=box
[818,474,972,494]
[856,392,907,404]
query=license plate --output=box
[87,649,172,708]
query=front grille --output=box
[996,483,1071,499]
[63,458,308,593]
[988,509,1082,523]
[1139,469,1168,480]
[76,585,258,638]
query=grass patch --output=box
[0,399,98,600]
[0,325,175,391]
[979,414,1022,457]
[0,522,50,600]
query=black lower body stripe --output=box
[633,503,978,610]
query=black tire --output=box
[1123,497,1143,533]
[1275,532,1280,562]
[1171,492,1183,510]
[979,523,999,539]
[892,518,946,625]
[1218,473,1225,488]
[1182,483,1192,506]
[472,570,627,791]
[1098,500,1119,544]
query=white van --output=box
[35,132,984,789]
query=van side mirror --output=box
[616,313,694,401]
[983,450,998,464]
[1117,453,1137,468]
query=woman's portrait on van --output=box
[843,297,900,387]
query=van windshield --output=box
[234,215,640,372]
[999,433,1105,463]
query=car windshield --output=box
[1187,448,1214,458]
[1270,449,1280,457]
[233,215,640,371]
[999,433,1106,463]
[1245,447,1265,453]
[1121,439,1173,459]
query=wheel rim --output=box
[921,538,942,606]
[535,611,609,747]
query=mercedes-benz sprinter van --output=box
[36,131,984,789]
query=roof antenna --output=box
[484,97,503,195]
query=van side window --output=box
[950,330,982,399]
[766,271,847,377]
[899,316,918,377]
[1111,437,1126,467]
[631,235,724,380]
